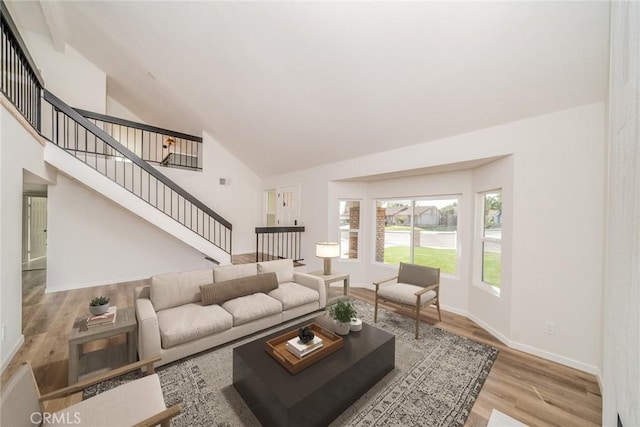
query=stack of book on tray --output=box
[286,336,323,359]
[86,307,117,328]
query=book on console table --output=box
[286,336,323,359]
[86,306,117,328]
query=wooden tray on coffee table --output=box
[265,323,343,374]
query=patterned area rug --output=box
[84,301,498,426]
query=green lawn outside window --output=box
[383,246,501,287]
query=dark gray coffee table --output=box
[233,316,395,427]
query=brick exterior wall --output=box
[348,206,360,259]
[376,207,386,262]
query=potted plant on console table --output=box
[328,300,357,335]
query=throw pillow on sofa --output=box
[201,272,279,306]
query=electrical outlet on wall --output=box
[544,321,555,335]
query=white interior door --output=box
[277,184,300,226]
[28,196,47,260]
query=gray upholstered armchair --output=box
[0,356,180,427]
[374,262,441,338]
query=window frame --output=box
[373,195,461,277]
[338,199,361,262]
[475,189,502,296]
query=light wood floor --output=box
[2,267,601,426]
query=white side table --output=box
[309,271,350,305]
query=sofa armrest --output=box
[294,272,327,308]
[135,297,162,361]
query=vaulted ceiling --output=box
[9,1,610,176]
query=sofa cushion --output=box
[257,259,294,284]
[201,272,278,306]
[150,269,214,311]
[156,303,233,348]
[213,263,257,282]
[268,282,320,310]
[222,293,282,326]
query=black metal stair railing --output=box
[255,226,305,263]
[76,108,203,171]
[41,90,232,255]
[0,3,232,257]
[0,1,43,130]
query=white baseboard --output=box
[440,305,599,375]
[367,294,597,374]
[508,340,599,375]
[439,304,469,318]
[1,334,24,373]
[466,312,511,346]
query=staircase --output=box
[1,6,232,265]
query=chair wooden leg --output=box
[415,297,421,339]
[436,299,442,321]
[374,292,379,323]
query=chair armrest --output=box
[136,297,162,361]
[294,272,327,308]
[373,276,398,290]
[39,356,161,401]
[133,404,181,427]
[415,284,439,296]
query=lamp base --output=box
[323,258,332,276]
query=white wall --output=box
[155,131,261,255]
[469,156,513,343]
[106,95,142,122]
[0,106,56,370]
[22,30,106,113]
[602,2,640,426]
[46,173,212,292]
[263,102,605,374]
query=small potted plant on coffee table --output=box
[328,300,357,335]
[89,296,110,315]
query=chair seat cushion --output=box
[268,282,319,310]
[157,303,233,348]
[222,293,282,326]
[378,283,437,306]
[45,374,165,427]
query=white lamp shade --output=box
[315,242,340,258]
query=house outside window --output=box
[339,200,360,260]
[374,197,459,274]
[480,190,502,290]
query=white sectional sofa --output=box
[134,259,326,366]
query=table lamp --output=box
[316,242,340,275]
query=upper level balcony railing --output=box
[255,226,305,263]
[77,109,203,171]
[0,1,43,130]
